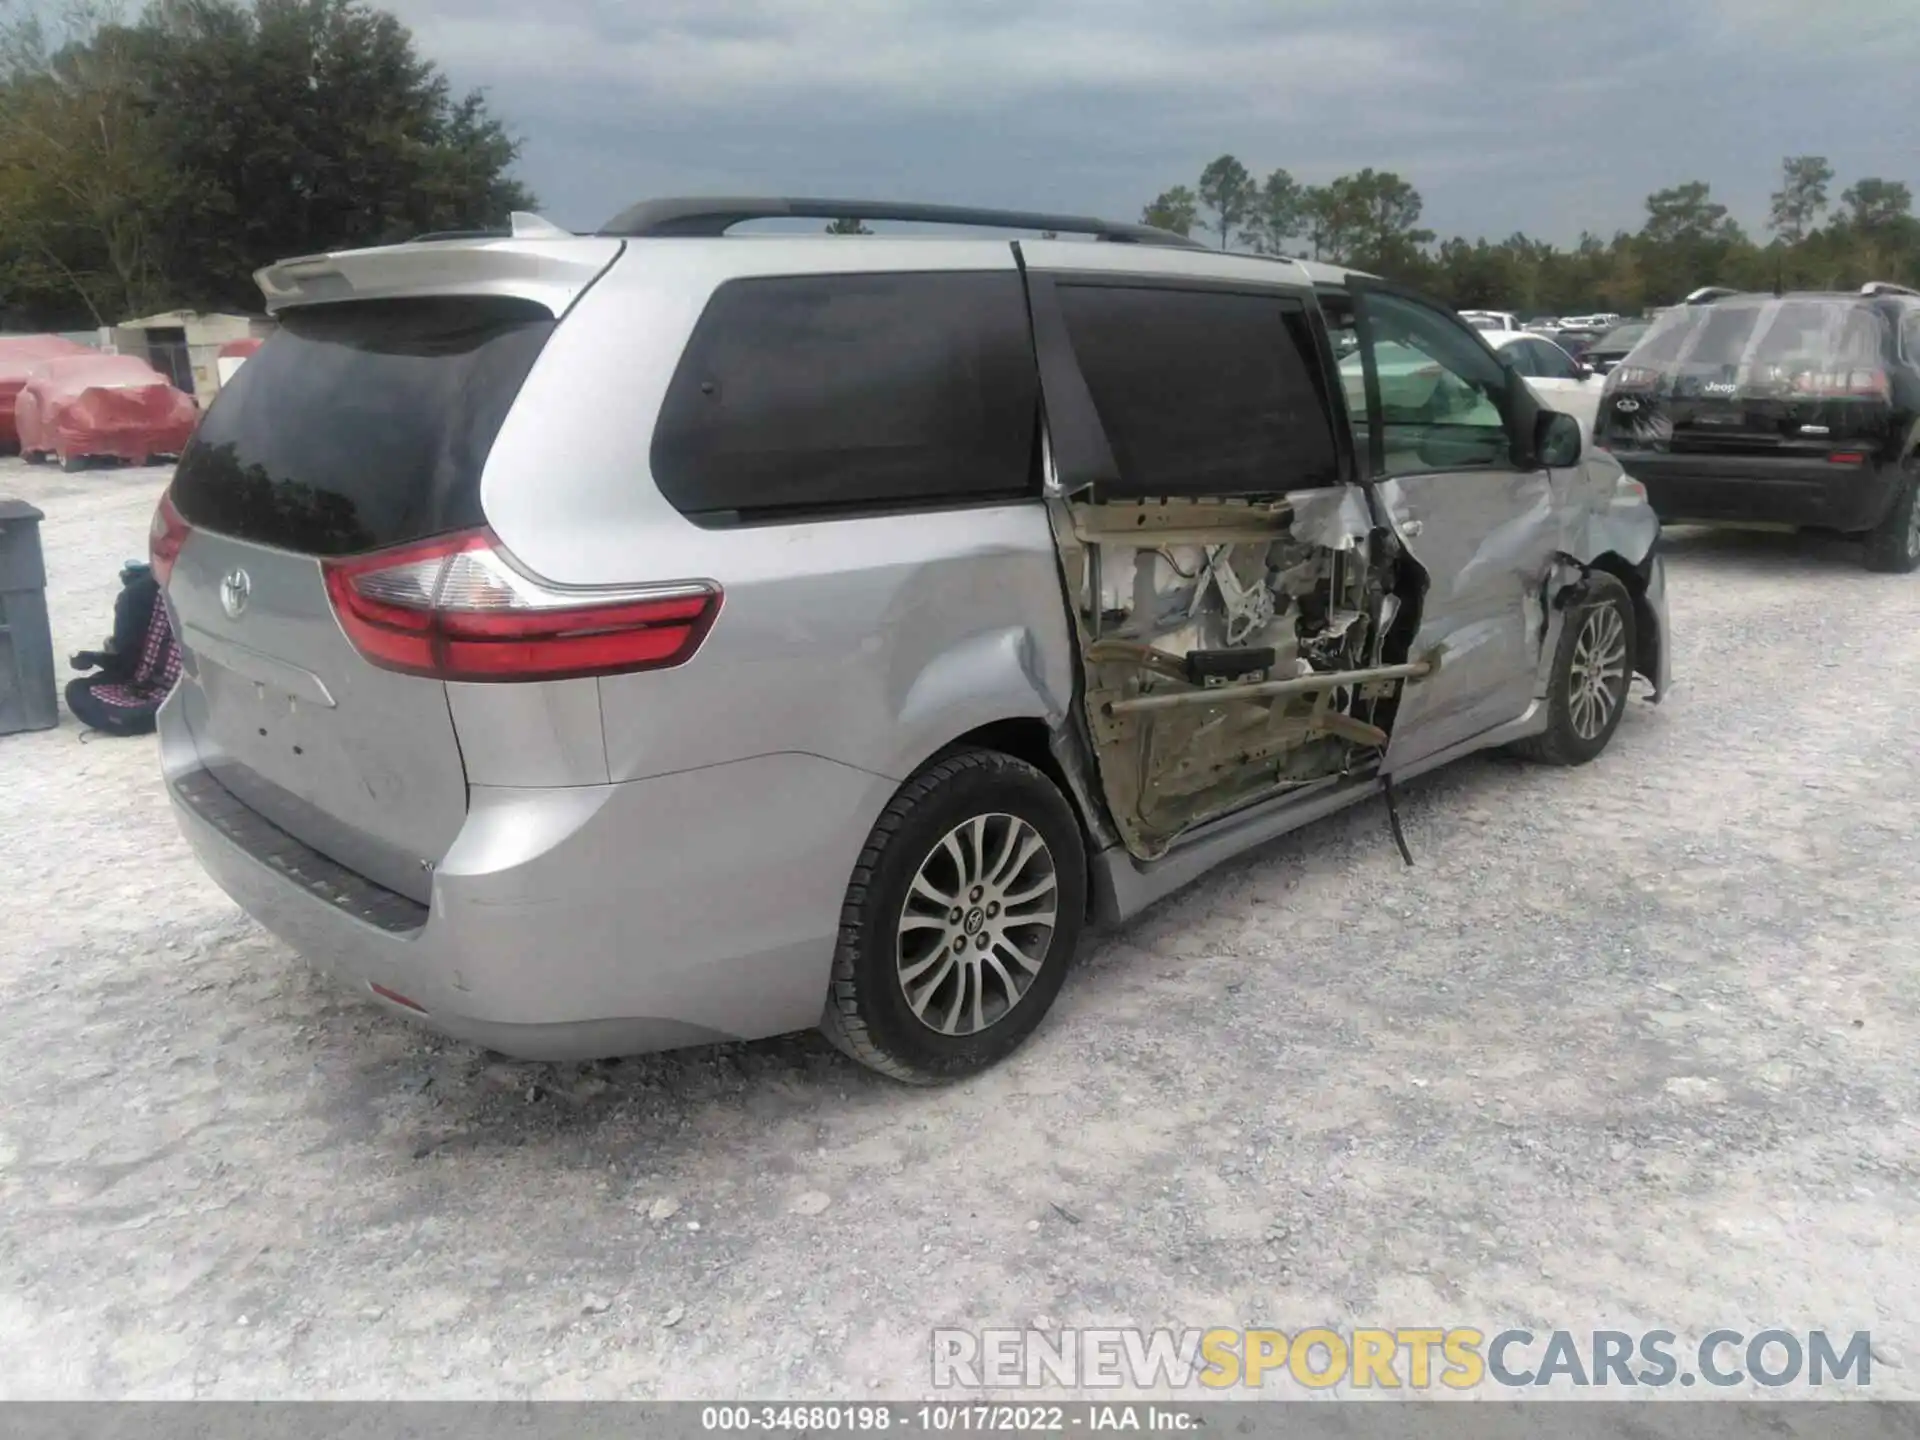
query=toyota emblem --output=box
[219,567,252,619]
[1615,398,1642,413]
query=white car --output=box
[1460,309,1521,332]
[1481,329,1607,439]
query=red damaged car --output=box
[16,353,200,470]
[0,334,92,448]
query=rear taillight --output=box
[322,529,721,683]
[1828,452,1868,466]
[1608,365,1660,391]
[149,491,190,586]
[1790,368,1890,401]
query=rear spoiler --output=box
[254,214,620,317]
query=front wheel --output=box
[820,748,1087,1084]
[1862,464,1920,574]
[1511,572,1636,767]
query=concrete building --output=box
[107,311,274,401]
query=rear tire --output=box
[1862,464,1920,574]
[59,454,87,473]
[1511,572,1636,767]
[820,748,1087,1084]
[22,450,46,466]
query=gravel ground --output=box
[0,457,1915,1400]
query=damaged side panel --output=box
[1049,489,1423,860]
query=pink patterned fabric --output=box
[134,600,181,690]
[90,602,179,709]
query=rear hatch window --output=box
[172,296,554,555]
[1604,298,1892,451]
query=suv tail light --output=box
[1607,365,1660,391]
[322,529,721,682]
[1790,368,1890,401]
[149,491,190,585]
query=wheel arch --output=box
[1584,548,1661,693]
[922,715,1120,919]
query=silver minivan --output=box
[153,197,1670,1082]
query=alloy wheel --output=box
[1568,603,1629,741]
[895,813,1059,1037]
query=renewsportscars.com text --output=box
[931,1327,1873,1391]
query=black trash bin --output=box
[0,498,58,734]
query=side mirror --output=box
[1574,360,1595,380]
[1536,410,1583,468]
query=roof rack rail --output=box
[1862,280,1920,299]
[595,195,1204,249]
[1683,286,1741,306]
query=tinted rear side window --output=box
[171,297,554,556]
[651,271,1039,522]
[1055,284,1339,497]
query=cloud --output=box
[411,0,1427,114]
[382,0,1920,243]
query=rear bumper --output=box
[1609,449,1901,532]
[159,691,892,1059]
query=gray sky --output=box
[387,0,1920,244]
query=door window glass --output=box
[1502,340,1542,377]
[1056,284,1340,497]
[1357,291,1514,475]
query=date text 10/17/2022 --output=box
[701,1405,1198,1431]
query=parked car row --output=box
[0,336,200,470]
[149,198,1671,1083]
[0,334,267,470]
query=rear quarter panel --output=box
[475,240,1079,786]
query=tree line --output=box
[0,0,530,327]
[1143,154,1920,317]
[5,4,1913,332]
